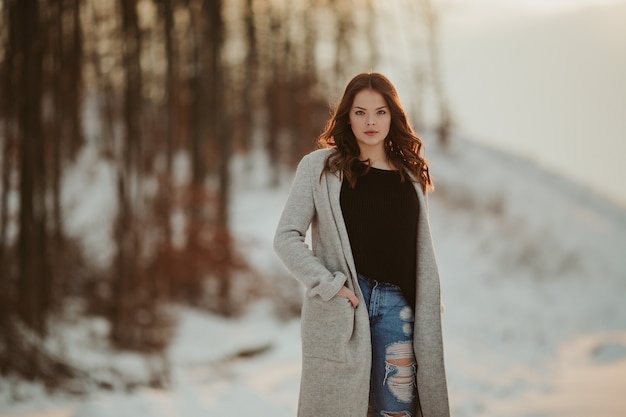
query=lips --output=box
[365,130,378,136]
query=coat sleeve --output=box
[424,192,445,314]
[273,154,347,301]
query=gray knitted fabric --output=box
[274,148,450,417]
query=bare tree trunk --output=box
[163,0,176,175]
[183,1,208,304]
[49,0,65,244]
[157,0,177,300]
[205,0,228,224]
[15,0,49,336]
[111,0,145,348]
[188,1,208,192]
[68,0,84,156]
[265,3,284,187]
[0,134,11,261]
[240,0,258,153]
[0,1,15,263]
[333,3,354,86]
[204,0,233,314]
[419,0,452,147]
[0,1,16,374]
[365,0,380,69]
[0,0,76,383]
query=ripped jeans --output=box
[358,274,419,417]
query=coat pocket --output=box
[300,295,355,362]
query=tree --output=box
[418,0,453,147]
[0,0,402,387]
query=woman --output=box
[273,72,449,417]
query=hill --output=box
[1,135,625,416]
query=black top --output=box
[340,164,419,308]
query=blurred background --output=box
[1,0,625,416]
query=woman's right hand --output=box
[336,286,359,308]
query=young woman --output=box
[273,72,449,417]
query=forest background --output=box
[0,0,449,388]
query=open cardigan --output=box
[273,148,450,417]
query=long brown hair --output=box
[318,72,433,193]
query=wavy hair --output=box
[317,72,433,193]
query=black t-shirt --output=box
[340,165,419,307]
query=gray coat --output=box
[273,148,450,417]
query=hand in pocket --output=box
[335,286,359,308]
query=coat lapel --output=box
[325,171,358,285]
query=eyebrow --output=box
[354,106,387,110]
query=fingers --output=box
[336,286,359,308]
[347,290,359,308]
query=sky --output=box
[431,0,626,206]
[447,0,626,14]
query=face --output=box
[348,89,391,155]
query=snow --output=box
[2,132,626,417]
[426,136,626,416]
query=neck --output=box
[359,145,391,170]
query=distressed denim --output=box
[358,274,418,417]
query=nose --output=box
[367,116,375,126]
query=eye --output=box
[355,110,365,116]
[377,110,387,115]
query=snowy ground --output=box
[1,135,626,417]
[427,137,626,416]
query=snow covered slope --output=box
[426,135,626,416]
[1,135,625,417]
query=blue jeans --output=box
[358,274,418,417]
